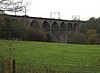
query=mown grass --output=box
[0,40,100,73]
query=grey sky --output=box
[18,0,100,20]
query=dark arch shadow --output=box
[42,21,50,31]
[60,22,67,43]
[67,23,73,32]
[60,22,66,31]
[30,20,40,29]
[51,22,59,42]
[52,22,59,31]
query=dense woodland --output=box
[0,14,100,44]
[68,17,100,44]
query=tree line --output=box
[0,14,52,42]
[68,17,100,44]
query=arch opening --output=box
[30,20,40,29]
[67,23,73,32]
[60,22,66,31]
[60,22,67,43]
[51,22,59,42]
[42,21,50,31]
[52,22,59,31]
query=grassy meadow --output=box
[0,40,100,73]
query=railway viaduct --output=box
[10,15,87,43]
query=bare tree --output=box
[0,0,32,15]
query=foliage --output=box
[45,32,52,42]
[80,17,100,34]
[0,15,53,42]
[79,17,100,44]
[68,31,86,44]
[0,15,25,39]
[24,28,47,41]
[86,29,99,44]
[80,17,96,33]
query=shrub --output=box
[68,31,86,44]
[86,29,99,44]
[46,32,52,42]
[24,28,47,41]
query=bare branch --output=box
[0,0,31,14]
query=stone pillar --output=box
[65,30,68,43]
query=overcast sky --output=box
[19,0,100,20]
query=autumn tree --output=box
[86,29,99,44]
[67,31,86,44]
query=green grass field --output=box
[0,40,100,73]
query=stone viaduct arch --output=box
[73,23,79,31]
[9,15,87,43]
[51,22,59,42]
[28,17,86,43]
[30,20,40,29]
[67,23,73,32]
[60,22,66,31]
[42,21,50,31]
[60,22,67,43]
